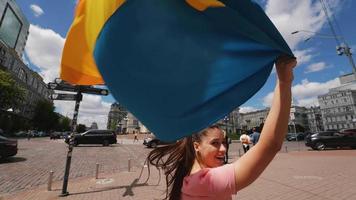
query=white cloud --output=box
[239,106,259,113]
[54,94,111,129]
[263,78,341,107]
[305,62,328,73]
[25,24,65,83]
[263,92,274,107]
[264,0,342,50]
[265,0,324,49]
[294,49,314,65]
[30,4,44,17]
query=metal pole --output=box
[344,45,356,76]
[95,163,100,179]
[224,118,229,164]
[47,171,54,191]
[60,91,81,196]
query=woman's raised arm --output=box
[232,56,297,191]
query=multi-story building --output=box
[217,107,240,134]
[238,105,310,132]
[0,0,51,118]
[289,106,309,132]
[239,108,269,131]
[107,102,128,131]
[305,106,323,132]
[318,73,356,130]
[0,0,29,57]
[107,102,149,133]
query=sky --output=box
[15,0,356,129]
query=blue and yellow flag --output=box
[61,0,294,141]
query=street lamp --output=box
[291,30,356,79]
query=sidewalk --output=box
[1,150,356,200]
[1,165,168,200]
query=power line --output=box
[319,0,342,45]
[323,0,346,44]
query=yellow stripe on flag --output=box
[185,0,225,11]
[60,0,125,85]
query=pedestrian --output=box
[239,133,251,153]
[250,127,261,145]
[147,56,296,200]
[133,132,138,143]
[27,131,32,141]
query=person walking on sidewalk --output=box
[147,56,296,200]
[133,132,139,143]
[250,127,261,146]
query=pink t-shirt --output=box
[181,164,237,200]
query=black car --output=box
[143,137,171,148]
[0,135,18,159]
[305,130,356,150]
[286,132,305,141]
[65,130,117,146]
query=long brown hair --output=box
[147,125,220,200]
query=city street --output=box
[1,137,356,200]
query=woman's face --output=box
[194,128,227,168]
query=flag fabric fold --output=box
[61,0,294,141]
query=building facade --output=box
[217,107,240,134]
[0,0,51,118]
[305,106,324,132]
[289,106,309,132]
[317,73,356,131]
[0,0,29,57]
[107,102,149,133]
[239,108,269,131]
[318,89,356,130]
[107,102,128,131]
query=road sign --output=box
[47,81,109,96]
[50,93,82,101]
[79,86,109,95]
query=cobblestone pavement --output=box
[1,137,355,200]
[0,138,150,194]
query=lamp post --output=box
[223,116,229,164]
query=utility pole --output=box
[319,0,356,79]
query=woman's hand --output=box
[275,55,297,84]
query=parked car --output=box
[0,135,18,159]
[305,130,356,150]
[65,130,117,146]
[14,131,27,137]
[286,132,305,141]
[143,136,171,148]
[50,132,61,140]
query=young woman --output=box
[148,56,297,200]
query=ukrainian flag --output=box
[61,0,294,141]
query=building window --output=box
[32,78,38,90]
[18,68,26,82]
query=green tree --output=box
[75,124,87,133]
[57,116,71,131]
[0,70,25,110]
[32,100,59,132]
